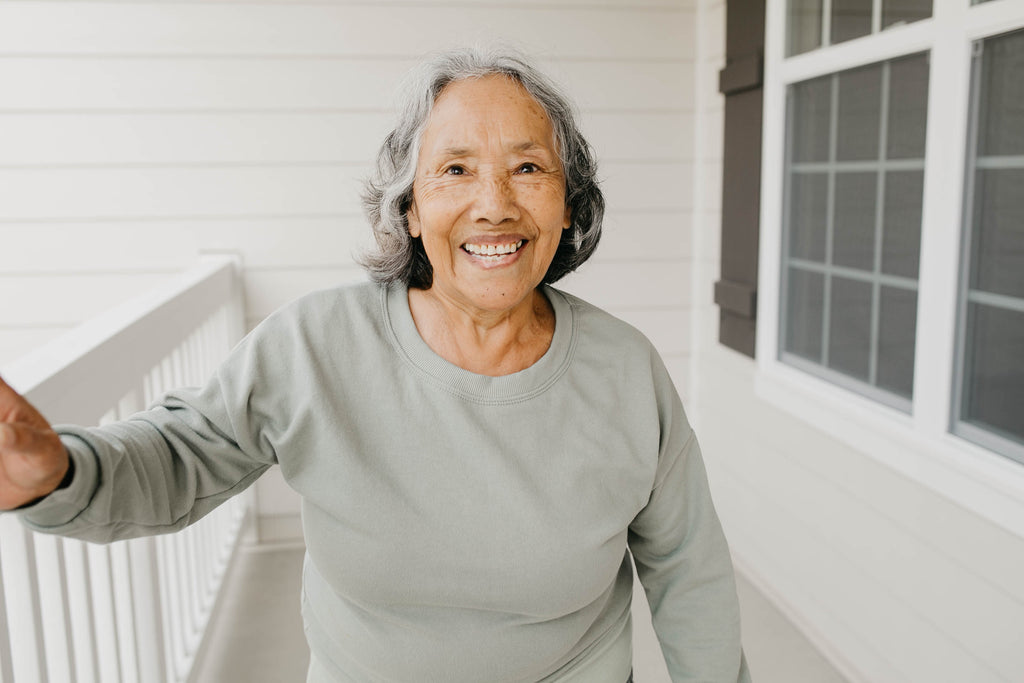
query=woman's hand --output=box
[0,375,69,510]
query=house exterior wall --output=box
[691,0,1024,681]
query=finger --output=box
[0,374,49,428]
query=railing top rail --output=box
[1,255,241,425]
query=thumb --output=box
[0,374,21,404]
[0,421,61,459]
[0,374,53,431]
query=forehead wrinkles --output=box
[419,76,559,161]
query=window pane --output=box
[788,0,823,56]
[782,55,927,406]
[877,287,917,398]
[828,277,872,381]
[831,0,872,45]
[961,304,1024,445]
[977,30,1024,157]
[887,54,930,159]
[789,173,829,262]
[837,65,881,161]
[970,169,1024,299]
[833,172,877,270]
[791,76,832,162]
[955,29,1024,461]
[785,268,825,362]
[881,0,931,30]
[881,171,924,278]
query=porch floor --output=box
[191,542,849,683]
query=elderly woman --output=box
[0,48,750,682]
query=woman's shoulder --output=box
[256,279,381,327]
[238,279,387,352]
[547,286,656,354]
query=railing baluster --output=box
[0,516,49,682]
[127,537,167,683]
[86,543,122,683]
[188,330,201,385]
[33,534,76,682]
[110,542,139,683]
[155,535,186,682]
[183,528,201,651]
[64,539,99,683]
[0,545,13,683]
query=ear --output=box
[407,202,422,239]
[562,205,572,231]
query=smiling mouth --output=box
[461,239,526,258]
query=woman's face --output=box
[407,75,570,317]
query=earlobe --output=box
[407,205,422,238]
[563,206,572,230]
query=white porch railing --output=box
[0,255,249,683]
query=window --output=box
[787,0,932,56]
[954,28,1024,463]
[759,0,1024,471]
[780,54,928,410]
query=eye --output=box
[516,163,540,174]
[444,165,466,176]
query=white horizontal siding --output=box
[560,261,689,309]
[0,218,364,271]
[700,354,1024,682]
[0,111,693,165]
[9,0,690,7]
[0,272,175,325]
[591,210,693,262]
[0,58,693,111]
[0,4,693,60]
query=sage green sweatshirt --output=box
[22,282,750,682]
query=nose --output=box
[471,173,520,225]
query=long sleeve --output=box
[628,358,751,682]
[18,315,286,543]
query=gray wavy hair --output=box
[358,46,604,289]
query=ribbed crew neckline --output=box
[382,282,577,404]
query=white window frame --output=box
[755,0,1024,540]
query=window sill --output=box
[754,359,1024,541]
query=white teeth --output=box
[464,240,524,257]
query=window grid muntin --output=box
[781,56,924,406]
[975,155,1024,169]
[952,31,1024,464]
[787,0,933,56]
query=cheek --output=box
[520,187,567,225]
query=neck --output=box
[407,287,555,376]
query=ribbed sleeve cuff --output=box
[20,430,100,531]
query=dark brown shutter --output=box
[714,0,766,358]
